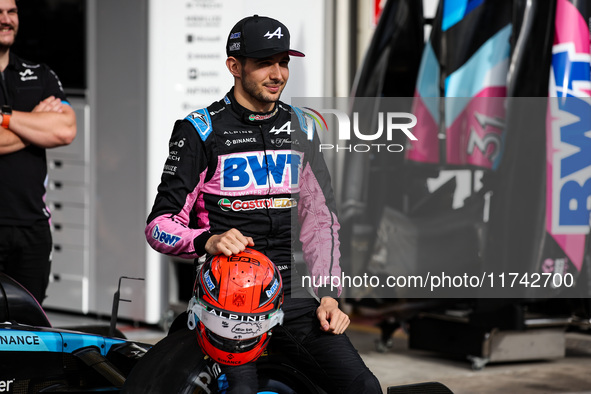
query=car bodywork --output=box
[0,273,150,393]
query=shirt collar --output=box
[7,52,23,71]
[226,87,280,125]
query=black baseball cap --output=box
[226,15,305,58]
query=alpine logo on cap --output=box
[264,27,283,39]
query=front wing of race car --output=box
[0,322,150,393]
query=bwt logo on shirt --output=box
[152,225,181,247]
[220,151,303,191]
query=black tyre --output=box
[123,326,326,394]
[257,357,327,394]
[122,328,216,393]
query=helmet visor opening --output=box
[205,326,264,354]
[190,298,284,340]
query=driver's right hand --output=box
[204,228,254,256]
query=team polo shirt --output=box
[0,52,69,226]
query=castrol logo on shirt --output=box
[211,150,303,196]
[218,197,297,212]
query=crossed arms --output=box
[0,96,76,154]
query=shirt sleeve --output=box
[42,65,68,103]
[297,123,342,298]
[145,119,212,259]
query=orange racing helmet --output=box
[188,248,283,366]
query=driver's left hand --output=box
[316,296,350,335]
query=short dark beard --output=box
[241,79,277,105]
[240,71,284,110]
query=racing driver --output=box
[146,15,382,393]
